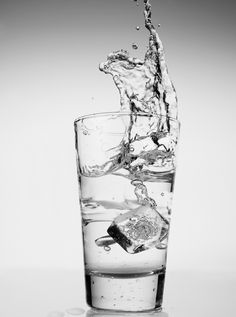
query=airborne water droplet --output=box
[132,43,138,50]
[136,26,140,31]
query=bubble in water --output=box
[131,179,143,186]
[104,245,111,252]
[95,235,115,247]
[134,183,148,201]
[132,43,138,50]
[131,180,157,207]
[156,243,167,250]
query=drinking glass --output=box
[74,112,180,312]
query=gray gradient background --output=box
[0,0,235,274]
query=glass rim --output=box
[74,111,180,124]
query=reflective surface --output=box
[0,269,235,317]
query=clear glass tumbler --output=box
[74,112,180,312]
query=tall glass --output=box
[74,112,180,312]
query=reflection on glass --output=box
[47,312,65,317]
[48,307,169,317]
[86,308,169,317]
[48,308,86,317]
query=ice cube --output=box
[107,205,169,254]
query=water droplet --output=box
[83,130,88,135]
[158,24,161,28]
[136,26,140,31]
[132,43,138,50]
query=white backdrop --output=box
[1,0,235,273]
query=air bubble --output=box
[156,243,167,250]
[131,179,142,186]
[95,235,115,247]
[104,245,111,252]
[132,43,138,50]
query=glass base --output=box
[85,269,165,312]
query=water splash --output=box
[99,0,178,134]
[131,179,156,207]
[79,1,179,178]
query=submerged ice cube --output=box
[107,205,169,254]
